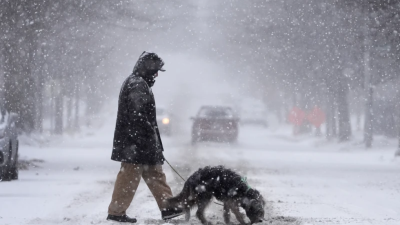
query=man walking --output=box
[107,52,183,223]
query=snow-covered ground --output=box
[1,115,399,225]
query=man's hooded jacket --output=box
[111,52,165,164]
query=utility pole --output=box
[396,121,400,156]
[396,78,400,156]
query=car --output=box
[0,108,19,181]
[156,107,173,136]
[238,98,268,127]
[191,106,239,144]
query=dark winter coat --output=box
[111,52,165,165]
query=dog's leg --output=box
[196,199,212,225]
[184,208,191,221]
[231,204,247,225]
[223,202,232,225]
[185,199,197,221]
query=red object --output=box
[307,106,325,128]
[288,107,306,126]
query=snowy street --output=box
[1,117,399,225]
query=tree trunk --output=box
[356,113,361,131]
[50,82,54,133]
[396,122,400,156]
[364,86,374,148]
[337,79,352,142]
[66,97,72,130]
[355,89,363,131]
[35,73,44,133]
[21,75,36,132]
[3,43,22,114]
[17,28,38,133]
[54,93,63,135]
[326,91,337,140]
[74,84,80,131]
[3,42,35,132]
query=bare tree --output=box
[1,0,186,134]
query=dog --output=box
[167,166,265,225]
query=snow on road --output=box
[172,126,400,225]
[1,117,399,225]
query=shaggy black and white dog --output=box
[167,166,265,225]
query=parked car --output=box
[238,98,268,127]
[191,106,239,144]
[0,109,19,181]
[156,107,173,136]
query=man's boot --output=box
[107,214,137,223]
[161,208,184,220]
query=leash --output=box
[165,158,186,182]
[164,158,224,206]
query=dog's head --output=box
[246,199,265,224]
[242,189,265,224]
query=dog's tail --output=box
[167,183,191,208]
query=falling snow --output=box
[1,1,400,225]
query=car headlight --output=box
[162,118,170,124]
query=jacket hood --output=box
[132,51,165,78]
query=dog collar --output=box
[241,177,251,193]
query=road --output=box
[1,120,399,225]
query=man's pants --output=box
[108,163,173,216]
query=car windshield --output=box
[198,107,233,118]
